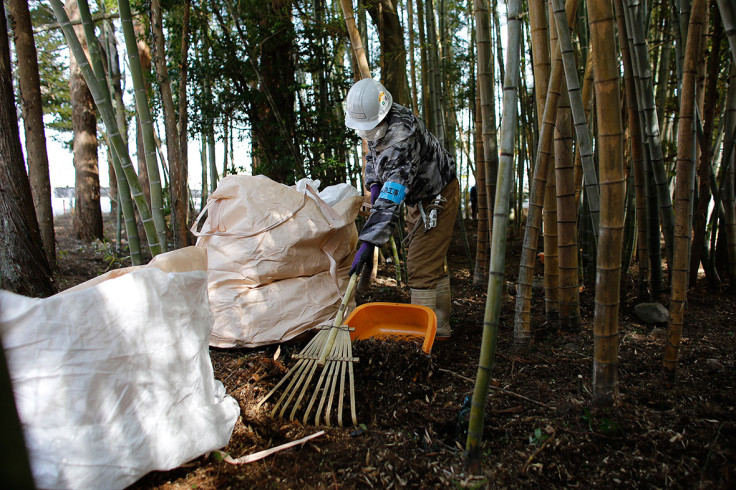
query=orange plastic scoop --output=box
[345,302,437,354]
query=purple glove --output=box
[349,242,375,276]
[370,184,381,204]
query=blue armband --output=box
[378,181,407,204]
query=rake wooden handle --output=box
[317,273,358,366]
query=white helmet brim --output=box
[345,78,393,130]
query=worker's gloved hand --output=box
[370,184,381,204]
[349,242,375,276]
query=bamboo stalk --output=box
[118,0,168,251]
[623,1,665,296]
[654,8,672,134]
[339,0,371,78]
[474,0,500,226]
[76,0,144,264]
[543,150,561,320]
[723,65,736,280]
[407,0,419,112]
[614,0,650,299]
[550,0,581,330]
[544,4,561,322]
[50,0,162,260]
[101,19,142,264]
[542,4,562,322]
[621,172,637,271]
[390,235,402,284]
[464,0,522,467]
[573,48,594,205]
[718,0,736,66]
[689,17,723,287]
[425,0,446,145]
[664,0,707,382]
[473,92,491,286]
[589,0,626,407]
[550,0,601,244]
[623,0,676,268]
[473,0,497,288]
[514,0,579,344]
[528,0,550,129]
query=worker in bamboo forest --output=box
[345,78,459,340]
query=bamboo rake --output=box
[257,274,359,427]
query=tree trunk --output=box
[589,0,625,407]
[364,0,409,106]
[7,0,56,269]
[67,0,103,242]
[0,1,54,297]
[243,1,300,184]
[151,0,181,249]
[664,0,707,383]
[175,0,191,247]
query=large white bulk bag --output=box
[0,247,240,489]
[193,175,363,348]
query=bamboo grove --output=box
[2,0,736,470]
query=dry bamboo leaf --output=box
[216,430,325,465]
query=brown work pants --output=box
[405,178,459,289]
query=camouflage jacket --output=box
[360,103,456,246]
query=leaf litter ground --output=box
[52,215,736,488]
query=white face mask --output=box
[356,120,388,141]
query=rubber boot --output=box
[435,276,451,339]
[411,287,449,341]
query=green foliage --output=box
[29,1,72,138]
[181,0,359,185]
[528,427,549,446]
[581,408,623,436]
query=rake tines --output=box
[257,274,359,427]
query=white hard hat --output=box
[345,78,393,130]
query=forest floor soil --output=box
[52,213,736,489]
